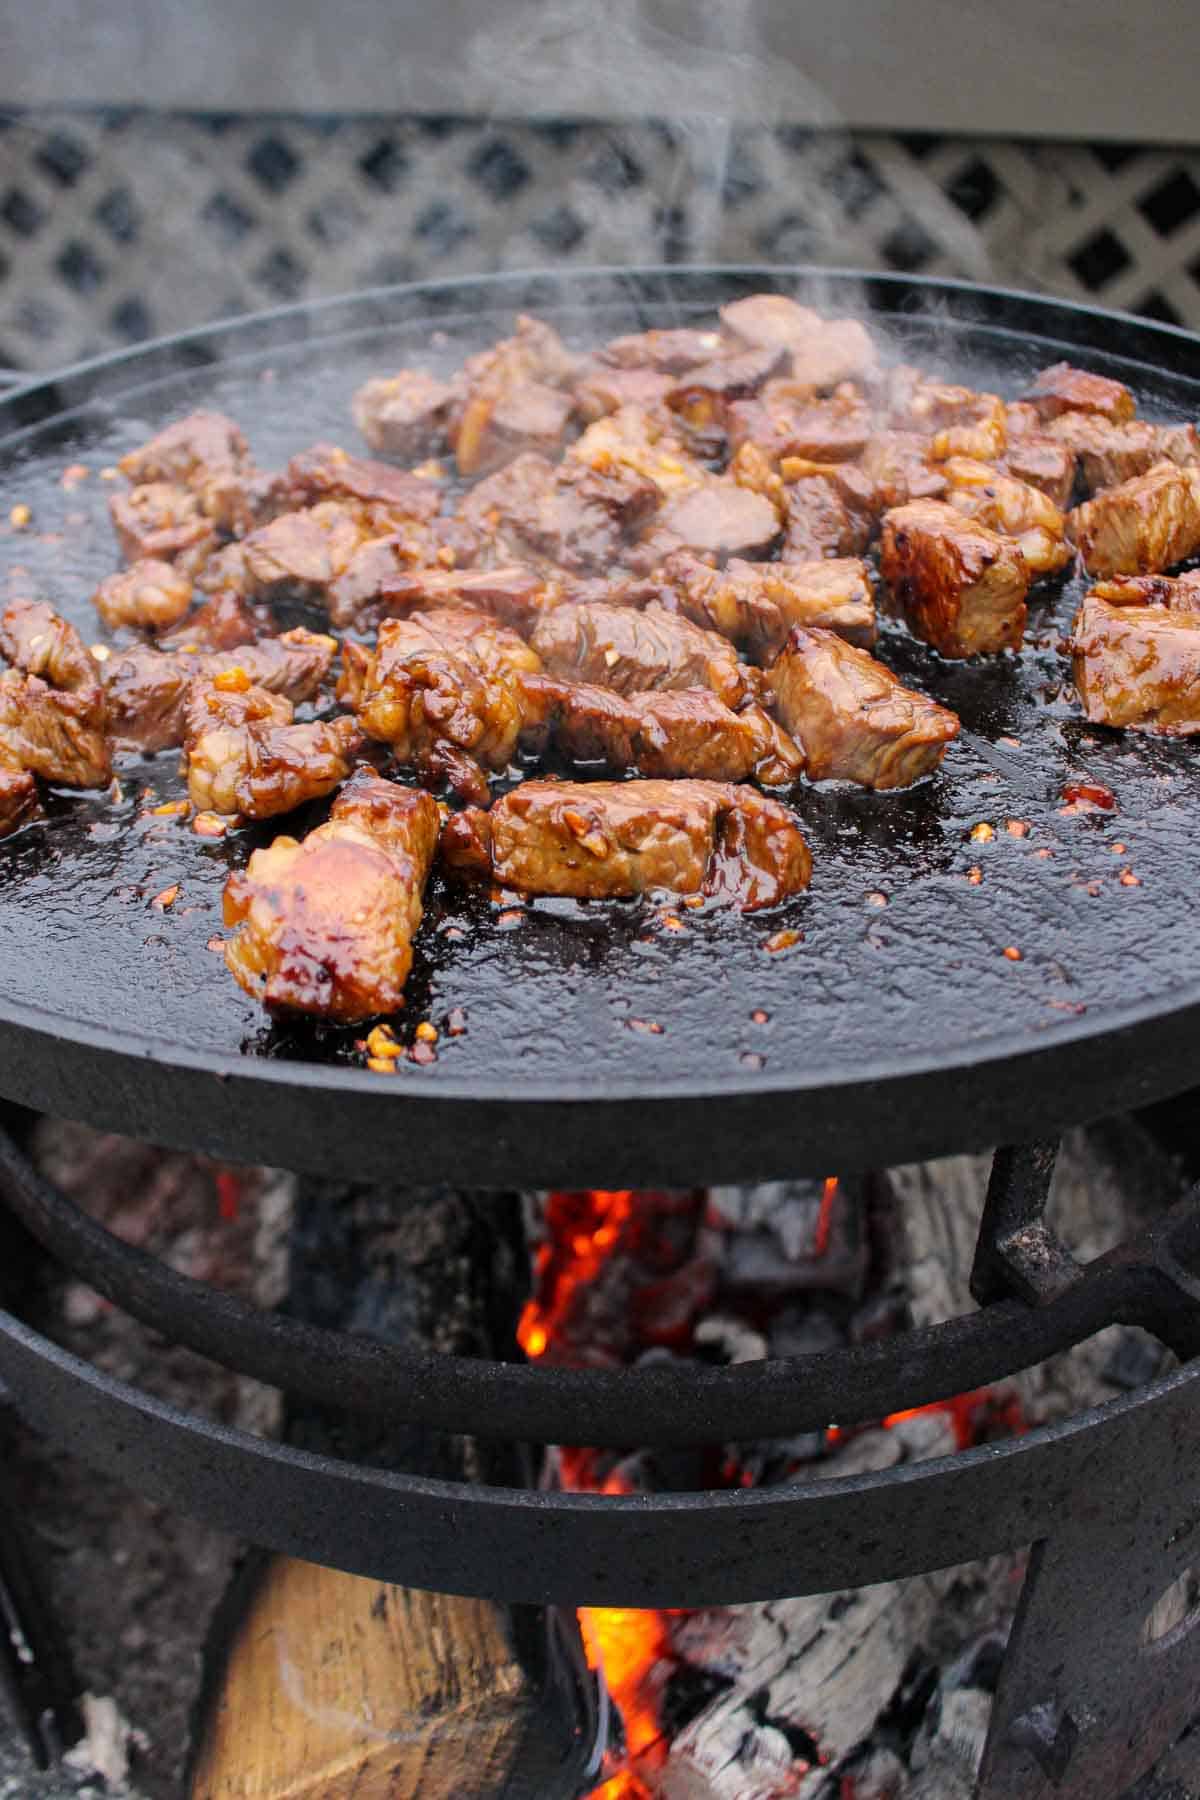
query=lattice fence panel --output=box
[2,113,1200,370]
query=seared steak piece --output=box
[118,410,261,535]
[881,499,1029,657]
[160,589,274,652]
[727,385,873,467]
[719,294,823,349]
[1000,434,1078,510]
[458,451,660,574]
[788,318,878,390]
[110,482,218,570]
[598,327,724,373]
[1087,571,1200,612]
[768,626,960,788]
[184,679,361,818]
[94,559,193,634]
[106,627,336,752]
[640,479,781,566]
[0,752,38,837]
[568,405,704,497]
[1048,414,1200,493]
[449,315,578,476]
[859,432,947,510]
[1024,363,1136,424]
[340,609,540,799]
[279,444,442,520]
[658,552,877,658]
[368,563,552,634]
[223,769,440,1020]
[517,676,804,787]
[888,378,1007,462]
[573,363,676,421]
[440,778,812,910]
[531,600,758,710]
[1071,593,1200,733]
[782,474,872,561]
[941,457,1071,576]
[0,600,111,789]
[1070,462,1200,577]
[352,369,457,460]
[663,345,788,430]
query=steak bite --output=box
[781,473,872,561]
[440,778,812,910]
[367,563,552,634]
[223,769,440,1021]
[880,499,1029,657]
[639,479,781,566]
[598,326,724,373]
[457,451,660,574]
[767,626,960,789]
[719,293,823,349]
[567,405,703,497]
[1047,415,1200,494]
[1069,462,1200,577]
[1000,434,1078,510]
[93,559,193,634]
[105,627,336,752]
[658,552,876,658]
[941,457,1071,576]
[340,609,540,799]
[517,676,804,787]
[352,369,457,460]
[0,752,38,837]
[110,482,218,570]
[449,314,578,476]
[788,317,878,390]
[726,386,873,467]
[183,681,361,819]
[278,444,442,521]
[573,362,676,422]
[859,432,947,510]
[663,344,788,430]
[1071,594,1200,733]
[1024,363,1136,424]
[1087,570,1200,612]
[531,600,758,710]
[118,410,261,535]
[0,600,111,790]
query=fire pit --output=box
[2,269,1200,1798]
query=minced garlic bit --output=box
[866,891,888,907]
[151,884,180,911]
[970,822,995,843]
[414,1021,438,1044]
[1003,945,1023,961]
[193,811,229,838]
[1110,841,1127,855]
[212,665,251,694]
[100,466,120,481]
[764,927,801,953]
[60,463,90,489]
[659,912,685,931]
[366,1056,399,1075]
[966,865,983,885]
[8,504,31,530]
[409,1039,438,1064]
[1005,819,1030,838]
[151,799,189,817]
[90,643,111,664]
[1119,868,1142,887]
[365,1024,404,1060]
[682,894,705,910]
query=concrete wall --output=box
[3,0,1195,143]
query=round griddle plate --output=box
[1,267,1199,1186]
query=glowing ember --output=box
[517,1190,638,1363]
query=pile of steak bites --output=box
[6,294,1199,1026]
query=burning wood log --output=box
[189,1182,598,1800]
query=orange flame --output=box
[517,1189,637,1363]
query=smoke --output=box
[462,0,845,271]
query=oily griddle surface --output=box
[0,271,1197,1121]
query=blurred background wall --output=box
[3,1,1200,370]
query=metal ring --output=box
[3,1303,1199,1608]
[0,1130,1185,1448]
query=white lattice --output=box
[1,113,1199,371]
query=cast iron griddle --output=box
[1,267,1199,1188]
